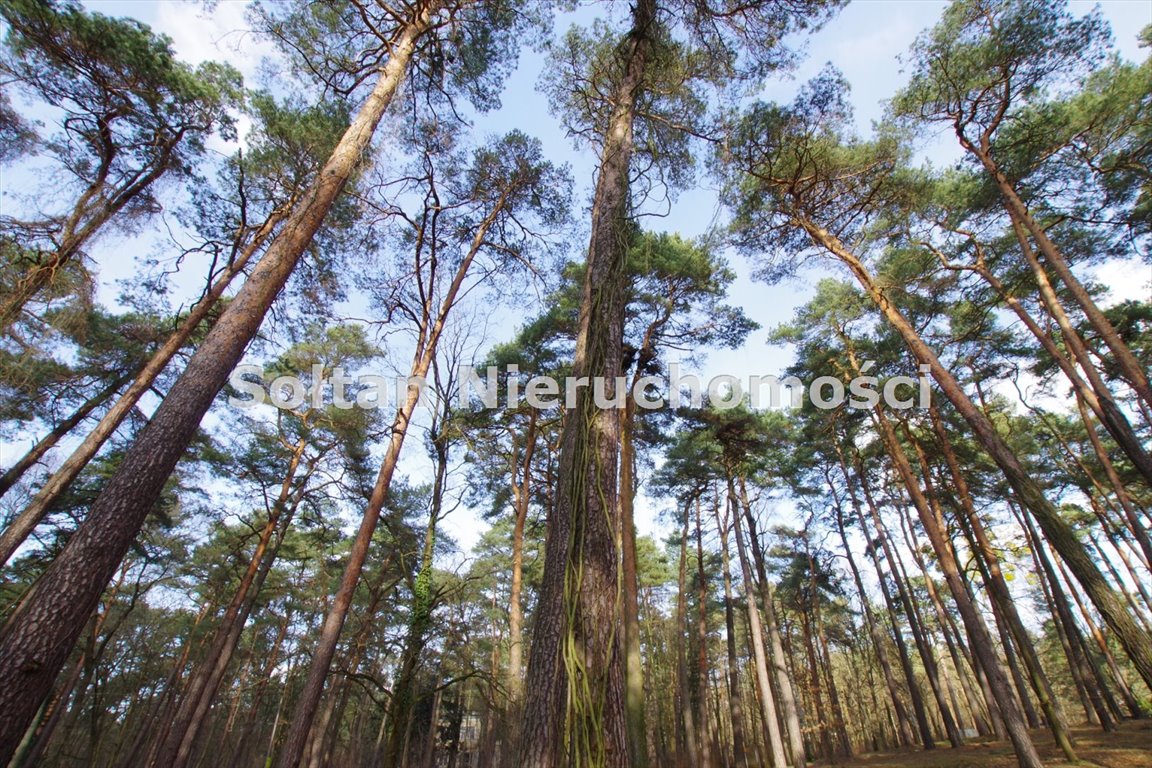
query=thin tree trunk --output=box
[727,479,790,768]
[963,137,1152,409]
[804,535,851,759]
[865,400,1042,768]
[507,411,537,709]
[154,442,308,768]
[676,502,700,768]
[1030,511,1144,720]
[620,394,649,768]
[1073,394,1152,567]
[862,471,960,747]
[0,208,279,567]
[848,457,936,751]
[0,373,130,502]
[930,228,1152,488]
[383,499,442,768]
[736,478,807,766]
[695,498,715,768]
[907,418,1074,755]
[1021,517,1114,730]
[714,500,748,768]
[832,498,916,748]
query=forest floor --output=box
[827,720,1152,768]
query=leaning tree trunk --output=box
[801,218,1152,695]
[961,138,1152,410]
[272,143,506,768]
[0,206,279,566]
[151,443,309,768]
[922,418,1075,754]
[0,372,129,502]
[866,398,1044,768]
[0,9,433,758]
[860,466,961,748]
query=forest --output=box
[0,0,1149,767]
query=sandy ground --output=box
[821,721,1152,768]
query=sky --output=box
[7,0,1152,556]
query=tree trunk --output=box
[714,500,748,768]
[153,441,308,768]
[866,400,1043,768]
[847,456,936,751]
[0,209,278,567]
[695,499,715,768]
[0,11,434,757]
[727,479,790,768]
[736,478,807,766]
[939,227,1152,487]
[676,502,700,768]
[620,394,650,768]
[800,219,1152,694]
[517,1,655,766]
[0,373,130,502]
[861,469,960,747]
[507,410,538,709]
[961,137,1152,409]
[832,498,916,748]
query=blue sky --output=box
[8,0,1152,553]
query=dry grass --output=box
[822,721,1152,768]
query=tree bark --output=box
[507,410,538,709]
[517,1,655,765]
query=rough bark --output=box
[517,1,654,765]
